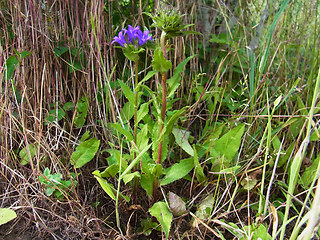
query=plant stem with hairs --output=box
[153,31,168,203]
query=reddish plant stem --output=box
[152,31,168,205]
[153,73,167,204]
[156,72,167,164]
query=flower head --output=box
[124,25,141,44]
[111,30,126,47]
[145,6,189,38]
[112,25,153,48]
[136,29,153,46]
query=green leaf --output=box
[141,172,156,196]
[120,101,135,122]
[151,164,164,177]
[137,102,149,124]
[272,135,281,152]
[164,107,188,135]
[122,45,144,62]
[20,51,32,59]
[74,96,89,127]
[193,145,206,183]
[80,131,91,142]
[19,143,37,165]
[273,95,282,108]
[160,158,194,185]
[152,108,187,163]
[149,201,172,238]
[248,224,272,240]
[5,55,19,80]
[54,46,69,57]
[68,60,82,73]
[183,30,202,36]
[152,48,172,74]
[301,154,320,189]
[167,55,196,98]
[141,163,163,196]
[278,142,294,167]
[0,208,17,226]
[219,166,241,174]
[137,124,149,150]
[172,128,194,156]
[105,148,128,170]
[152,123,170,163]
[141,85,161,115]
[45,108,66,124]
[100,164,119,178]
[192,195,214,228]
[122,172,140,184]
[210,124,245,163]
[63,102,74,111]
[241,177,258,190]
[119,143,152,179]
[311,128,320,141]
[93,170,130,202]
[93,171,116,200]
[140,218,159,236]
[110,123,133,141]
[119,80,135,105]
[137,71,157,87]
[70,138,100,168]
[39,168,68,197]
[209,33,230,44]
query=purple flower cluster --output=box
[112,25,153,47]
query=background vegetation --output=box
[0,0,320,239]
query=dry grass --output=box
[1,0,320,239]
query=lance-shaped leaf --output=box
[160,158,194,185]
[119,80,135,105]
[172,128,194,156]
[149,201,172,238]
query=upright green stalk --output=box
[133,60,139,203]
[134,60,139,160]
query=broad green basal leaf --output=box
[160,158,194,186]
[19,143,37,165]
[149,201,172,238]
[71,138,100,168]
[0,208,17,226]
[210,124,245,163]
